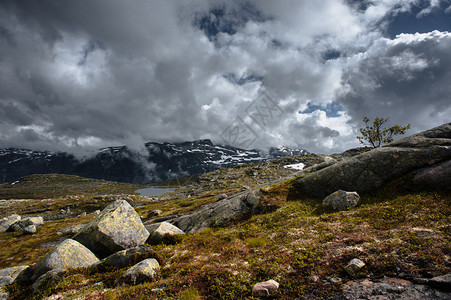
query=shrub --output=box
[357,116,410,148]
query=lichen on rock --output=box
[323,190,360,211]
[73,199,149,257]
[294,123,451,198]
[120,258,160,285]
[33,239,99,279]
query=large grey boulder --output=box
[33,239,99,279]
[120,258,160,285]
[170,190,261,234]
[73,200,149,257]
[0,215,21,233]
[294,123,451,198]
[323,190,360,211]
[145,222,184,245]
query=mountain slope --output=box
[0,138,449,299]
[0,140,309,184]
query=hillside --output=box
[0,141,308,184]
[0,124,450,299]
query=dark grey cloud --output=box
[337,31,451,133]
[0,0,449,156]
[194,1,269,42]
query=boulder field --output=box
[0,123,450,299]
[0,199,166,295]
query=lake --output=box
[135,187,176,197]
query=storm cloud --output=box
[0,0,450,155]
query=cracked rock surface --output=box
[294,123,451,198]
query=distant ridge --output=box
[0,140,308,184]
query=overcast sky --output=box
[0,0,450,156]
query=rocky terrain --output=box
[0,140,308,184]
[0,123,450,299]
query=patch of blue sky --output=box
[300,102,344,118]
[386,1,451,38]
[193,3,269,42]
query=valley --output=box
[0,124,450,299]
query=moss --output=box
[0,174,144,200]
[1,158,450,299]
[178,287,201,300]
[245,237,268,247]
[0,216,93,267]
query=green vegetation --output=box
[0,174,144,199]
[1,154,450,299]
[357,116,411,148]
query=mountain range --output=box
[0,139,308,184]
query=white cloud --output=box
[0,0,449,155]
[337,30,451,135]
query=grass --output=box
[0,174,145,200]
[0,215,94,268]
[9,188,448,299]
[1,156,450,299]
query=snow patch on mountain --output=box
[0,140,309,184]
[284,163,305,171]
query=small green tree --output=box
[357,116,411,148]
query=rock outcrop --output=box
[33,239,99,279]
[412,160,451,190]
[294,123,451,198]
[170,190,261,234]
[343,277,450,300]
[73,200,149,257]
[427,273,451,291]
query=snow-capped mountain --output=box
[268,146,309,158]
[0,140,308,184]
[0,148,78,183]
